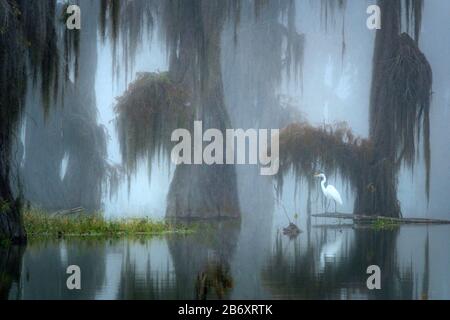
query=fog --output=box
[96,34,172,219]
[88,0,449,224]
[4,0,450,301]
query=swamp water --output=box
[2,220,450,300]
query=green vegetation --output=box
[371,218,400,230]
[24,209,193,238]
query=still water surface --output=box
[2,221,450,300]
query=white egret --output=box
[314,173,343,213]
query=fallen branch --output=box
[312,213,450,225]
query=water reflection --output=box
[1,224,449,300]
[0,246,24,299]
[168,220,240,300]
[262,227,415,299]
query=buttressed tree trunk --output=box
[355,0,431,217]
[353,0,402,217]
[165,1,240,219]
[106,1,241,219]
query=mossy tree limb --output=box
[276,0,431,218]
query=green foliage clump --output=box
[371,218,400,231]
[24,208,191,238]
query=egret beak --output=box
[313,173,320,177]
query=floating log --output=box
[312,223,355,229]
[311,213,450,225]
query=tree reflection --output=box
[167,220,240,300]
[17,239,107,299]
[0,246,24,300]
[262,227,415,299]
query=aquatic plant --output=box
[23,208,191,238]
[371,218,400,230]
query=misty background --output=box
[88,0,449,223]
[4,0,450,301]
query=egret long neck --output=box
[321,177,327,194]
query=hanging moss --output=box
[319,0,347,31]
[387,33,432,189]
[82,1,430,218]
[275,0,431,218]
[0,0,64,242]
[223,0,305,132]
[104,163,124,201]
[404,0,423,43]
[97,0,305,90]
[368,0,432,216]
[276,122,372,199]
[99,0,155,80]
[61,2,80,82]
[115,72,193,177]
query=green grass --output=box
[24,208,193,238]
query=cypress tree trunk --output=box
[165,1,240,219]
[354,0,402,217]
[0,99,25,242]
[0,0,27,243]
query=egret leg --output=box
[334,202,337,214]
